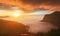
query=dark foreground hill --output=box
[0,19,29,36]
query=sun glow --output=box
[12,12,20,17]
[11,7,24,18]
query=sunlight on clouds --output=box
[0,7,54,18]
[29,11,54,15]
[0,10,11,16]
[0,7,24,18]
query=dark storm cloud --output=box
[20,0,60,6]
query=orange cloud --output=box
[0,0,60,12]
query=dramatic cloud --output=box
[0,0,60,12]
[20,0,60,11]
[0,0,59,34]
[20,0,60,6]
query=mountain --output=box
[41,11,60,28]
[0,19,29,36]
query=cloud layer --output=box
[20,0,60,6]
[20,0,60,11]
[0,0,60,11]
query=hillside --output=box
[0,19,28,36]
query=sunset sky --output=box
[0,0,60,33]
[0,0,60,11]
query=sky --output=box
[0,0,59,33]
[0,0,60,11]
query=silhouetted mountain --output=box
[41,11,60,28]
[0,19,29,36]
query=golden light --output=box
[11,7,24,18]
[0,7,24,18]
[13,12,20,17]
[11,11,23,18]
